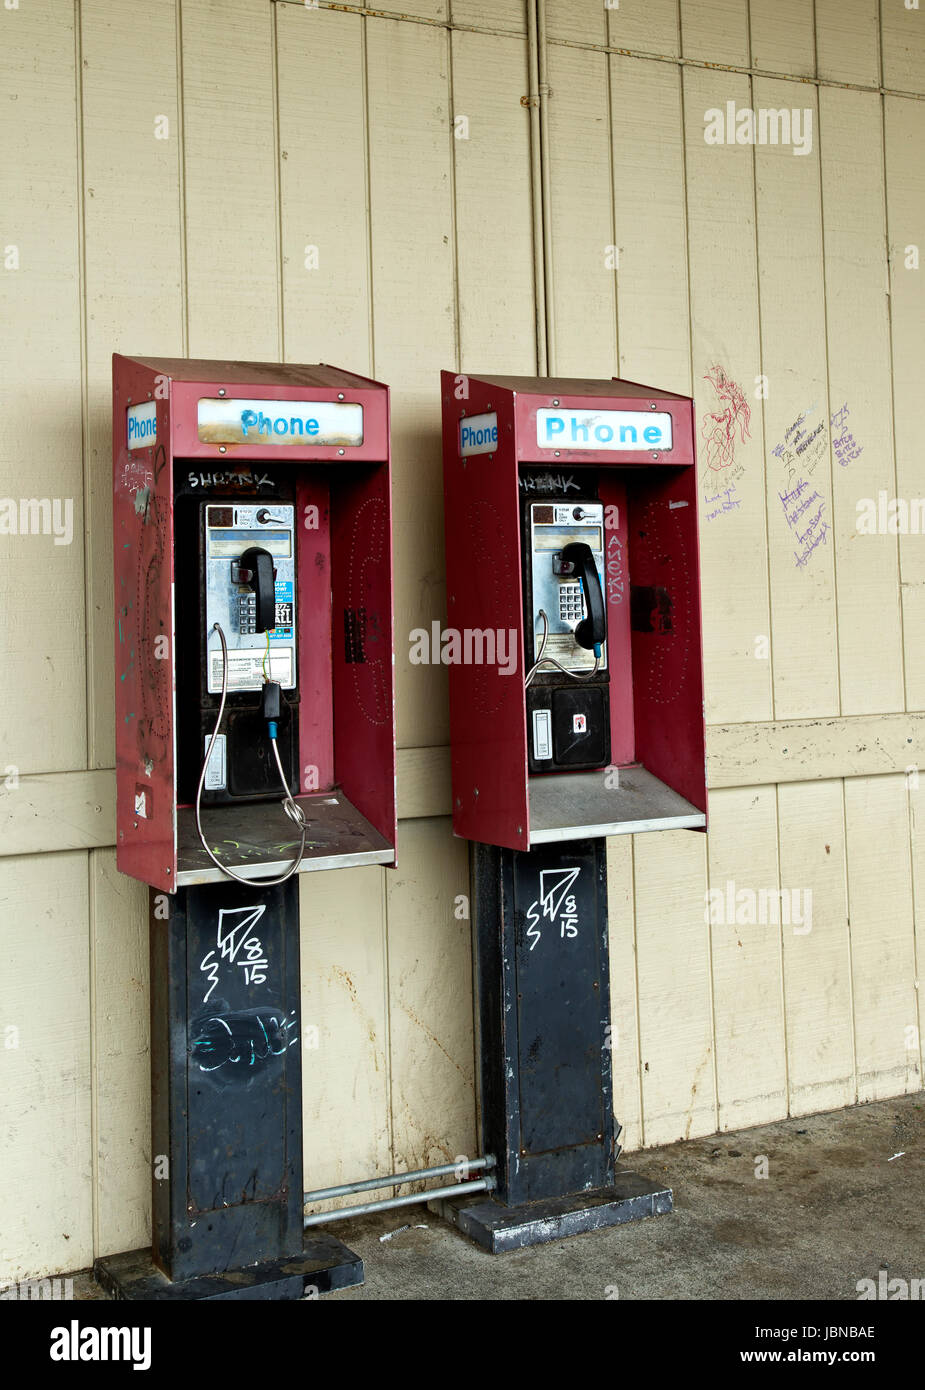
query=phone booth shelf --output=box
[441,371,707,853]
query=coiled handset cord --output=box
[194,622,307,885]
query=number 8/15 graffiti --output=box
[200,903,270,1004]
[525,867,581,951]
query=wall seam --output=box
[72,0,98,1265]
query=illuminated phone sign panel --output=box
[537,408,673,451]
[197,397,364,447]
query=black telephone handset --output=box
[239,547,276,633]
[560,541,606,652]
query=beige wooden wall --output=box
[0,0,923,1281]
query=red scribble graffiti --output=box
[701,364,751,471]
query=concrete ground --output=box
[69,1093,923,1301]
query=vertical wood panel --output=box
[634,830,714,1145]
[366,18,456,752]
[683,69,771,724]
[91,851,150,1258]
[385,819,475,1181]
[546,0,606,46]
[451,0,525,32]
[815,0,880,88]
[680,0,749,66]
[884,96,925,712]
[749,0,815,77]
[78,1,184,1272]
[276,4,371,371]
[0,853,91,1281]
[881,0,925,93]
[80,0,184,772]
[753,80,838,719]
[707,785,787,1130]
[606,836,642,1152]
[181,0,278,358]
[546,45,617,378]
[778,780,854,1115]
[452,31,536,372]
[820,87,903,717]
[909,786,925,1081]
[609,0,680,58]
[844,775,920,1100]
[300,865,391,1207]
[610,56,690,392]
[0,0,85,775]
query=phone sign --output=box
[127,400,157,450]
[537,408,673,452]
[459,412,498,457]
[197,397,364,447]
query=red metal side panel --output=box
[441,373,529,850]
[596,475,635,767]
[628,452,708,818]
[330,457,397,855]
[295,473,334,793]
[113,355,177,890]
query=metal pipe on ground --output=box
[303,1176,495,1228]
[303,1154,496,1204]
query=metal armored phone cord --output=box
[525,608,600,688]
[195,622,308,885]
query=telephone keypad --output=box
[238,592,258,634]
[558,582,584,625]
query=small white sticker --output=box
[533,709,552,760]
[204,734,226,791]
[573,714,587,734]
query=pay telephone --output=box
[522,489,611,774]
[174,483,308,884]
[175,488,301,809]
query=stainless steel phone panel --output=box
[529,501,607,673]
[204,502,297,693]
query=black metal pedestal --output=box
[95,879,363,1300]
[442,839,671,1251]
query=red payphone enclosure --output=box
[441,372,708,852]
[113,355,396,892]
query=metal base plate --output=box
[93,1233,363,1301]
[430,1169,673,1254]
